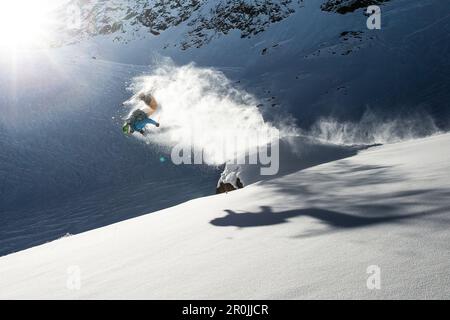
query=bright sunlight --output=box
[0,1,61,49]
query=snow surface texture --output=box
[0,133,449,299]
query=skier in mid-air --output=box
[122,92,160,135]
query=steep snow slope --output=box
[1,133,448,299]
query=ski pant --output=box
[133,118,159,131]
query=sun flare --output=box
[0,1,60,49]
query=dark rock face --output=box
[216,182,237,193]
[56,0,394,47]
[321,0,390,14]
[181,0,296,49]
[216,177,244,194]
[138,0,202,32]
[63,0,300,49]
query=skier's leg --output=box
[134,118,159,132]
[144,118,160,127]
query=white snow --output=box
[0,133,449,299]
[125,62,280,166]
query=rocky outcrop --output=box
[216,165,244,194]
[181,0,297,49]
[137,0,203,33]
[216,177,244,194]
[53,0,394,48]
[320,0,390,14]
[61,0,300,49]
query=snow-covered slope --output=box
[1,133,449,299]
[1,0,449,257]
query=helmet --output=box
[122,122,132,135]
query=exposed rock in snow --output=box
[60,0,301,48]
[181,0,298,49]
[321,0,390,14]
[216,165,244,193]
[216,178,244,193]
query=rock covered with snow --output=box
[216,165,244,193]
